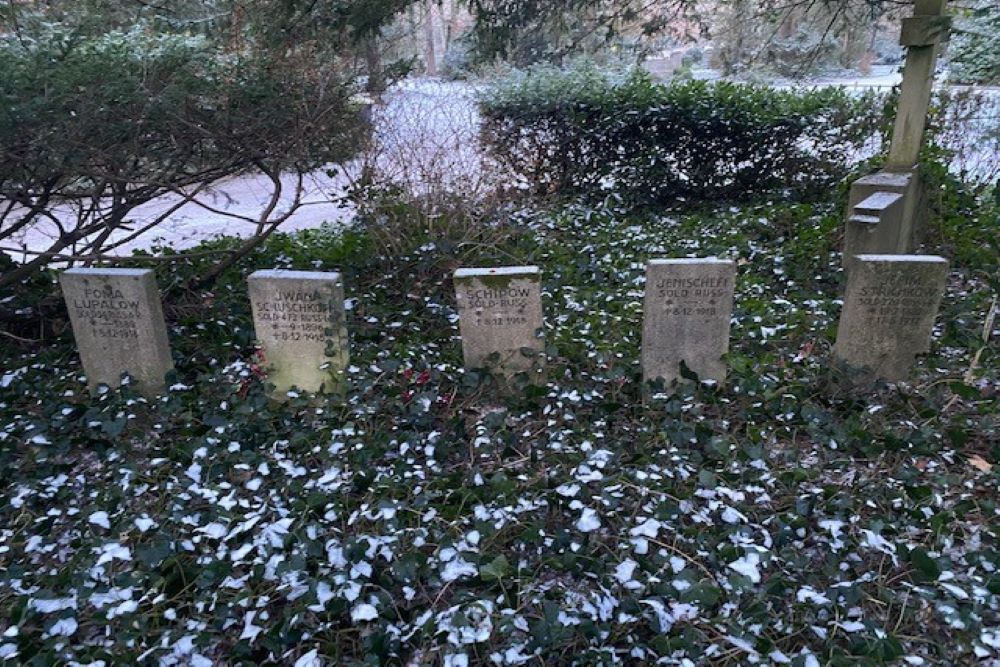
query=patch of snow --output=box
[351,603,378,623]
[293,649,323,667]
[441,558,477,582]
[728,552,762,583]
[576,508,601,533]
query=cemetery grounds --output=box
[0,80,998,665]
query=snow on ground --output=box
[4,79,486,261]
[3,72,996,260]
[6,169,352,262]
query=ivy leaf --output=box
[679,582,721,607]
[679,359,700,382]
[948,382,980,400]
[909,547,941,581]
[480,555,510,581]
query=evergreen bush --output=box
[947,0,1000,85]
[479,63,889,204]
[0,24,368,290]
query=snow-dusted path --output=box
[4,79,484,260]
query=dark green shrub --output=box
[479,64,890,204]
[947,0,1000,85]
[0,25,368,291]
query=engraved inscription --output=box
[654,275,729,317]
[476,316,529,326]
[464,287,531,311]
[465,287,532,326]
[855,281,939,327]
[258,290,341,345]
[72,286,141,340]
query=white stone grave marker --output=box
[60,268,174,396]
[642,259,736,387]
[453,266,545,381]
[248,270,349,398]
[833,254,948,383]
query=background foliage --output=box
[479,64,889,204]
[0,21,368,292]
[947,0,1000,85]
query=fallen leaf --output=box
[968,455,992,473]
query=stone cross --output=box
[642,258,736,388]
[60,268,174,396]
[453,266,545,382]
[888,0,950,170]
[248,270,350,399]
[833,254,948,384]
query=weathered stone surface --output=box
[844,169,924,264]
[642,258,736,387]
[453,266,545,380]
[887,0,948,170]
[899,14,951,47]
[248,270,349,398]
[844,189,906,273]
[60,268,173,395]
[833,254,948,383]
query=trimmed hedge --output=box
[479,65,889,203]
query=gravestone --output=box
[845,173,924,265]
[642,258,736,387]
[60,268,174,396]
[843,0,949,258]
[248,270,349,398]
[833,254,948,383]
[453,266,545,381]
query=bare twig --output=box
[0,246,235,263]
[965,296,997,384]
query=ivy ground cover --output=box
[0,197,997,665]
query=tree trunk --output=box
[424,0,438,76]
[364,37,385,100]
[442,0,458,54]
